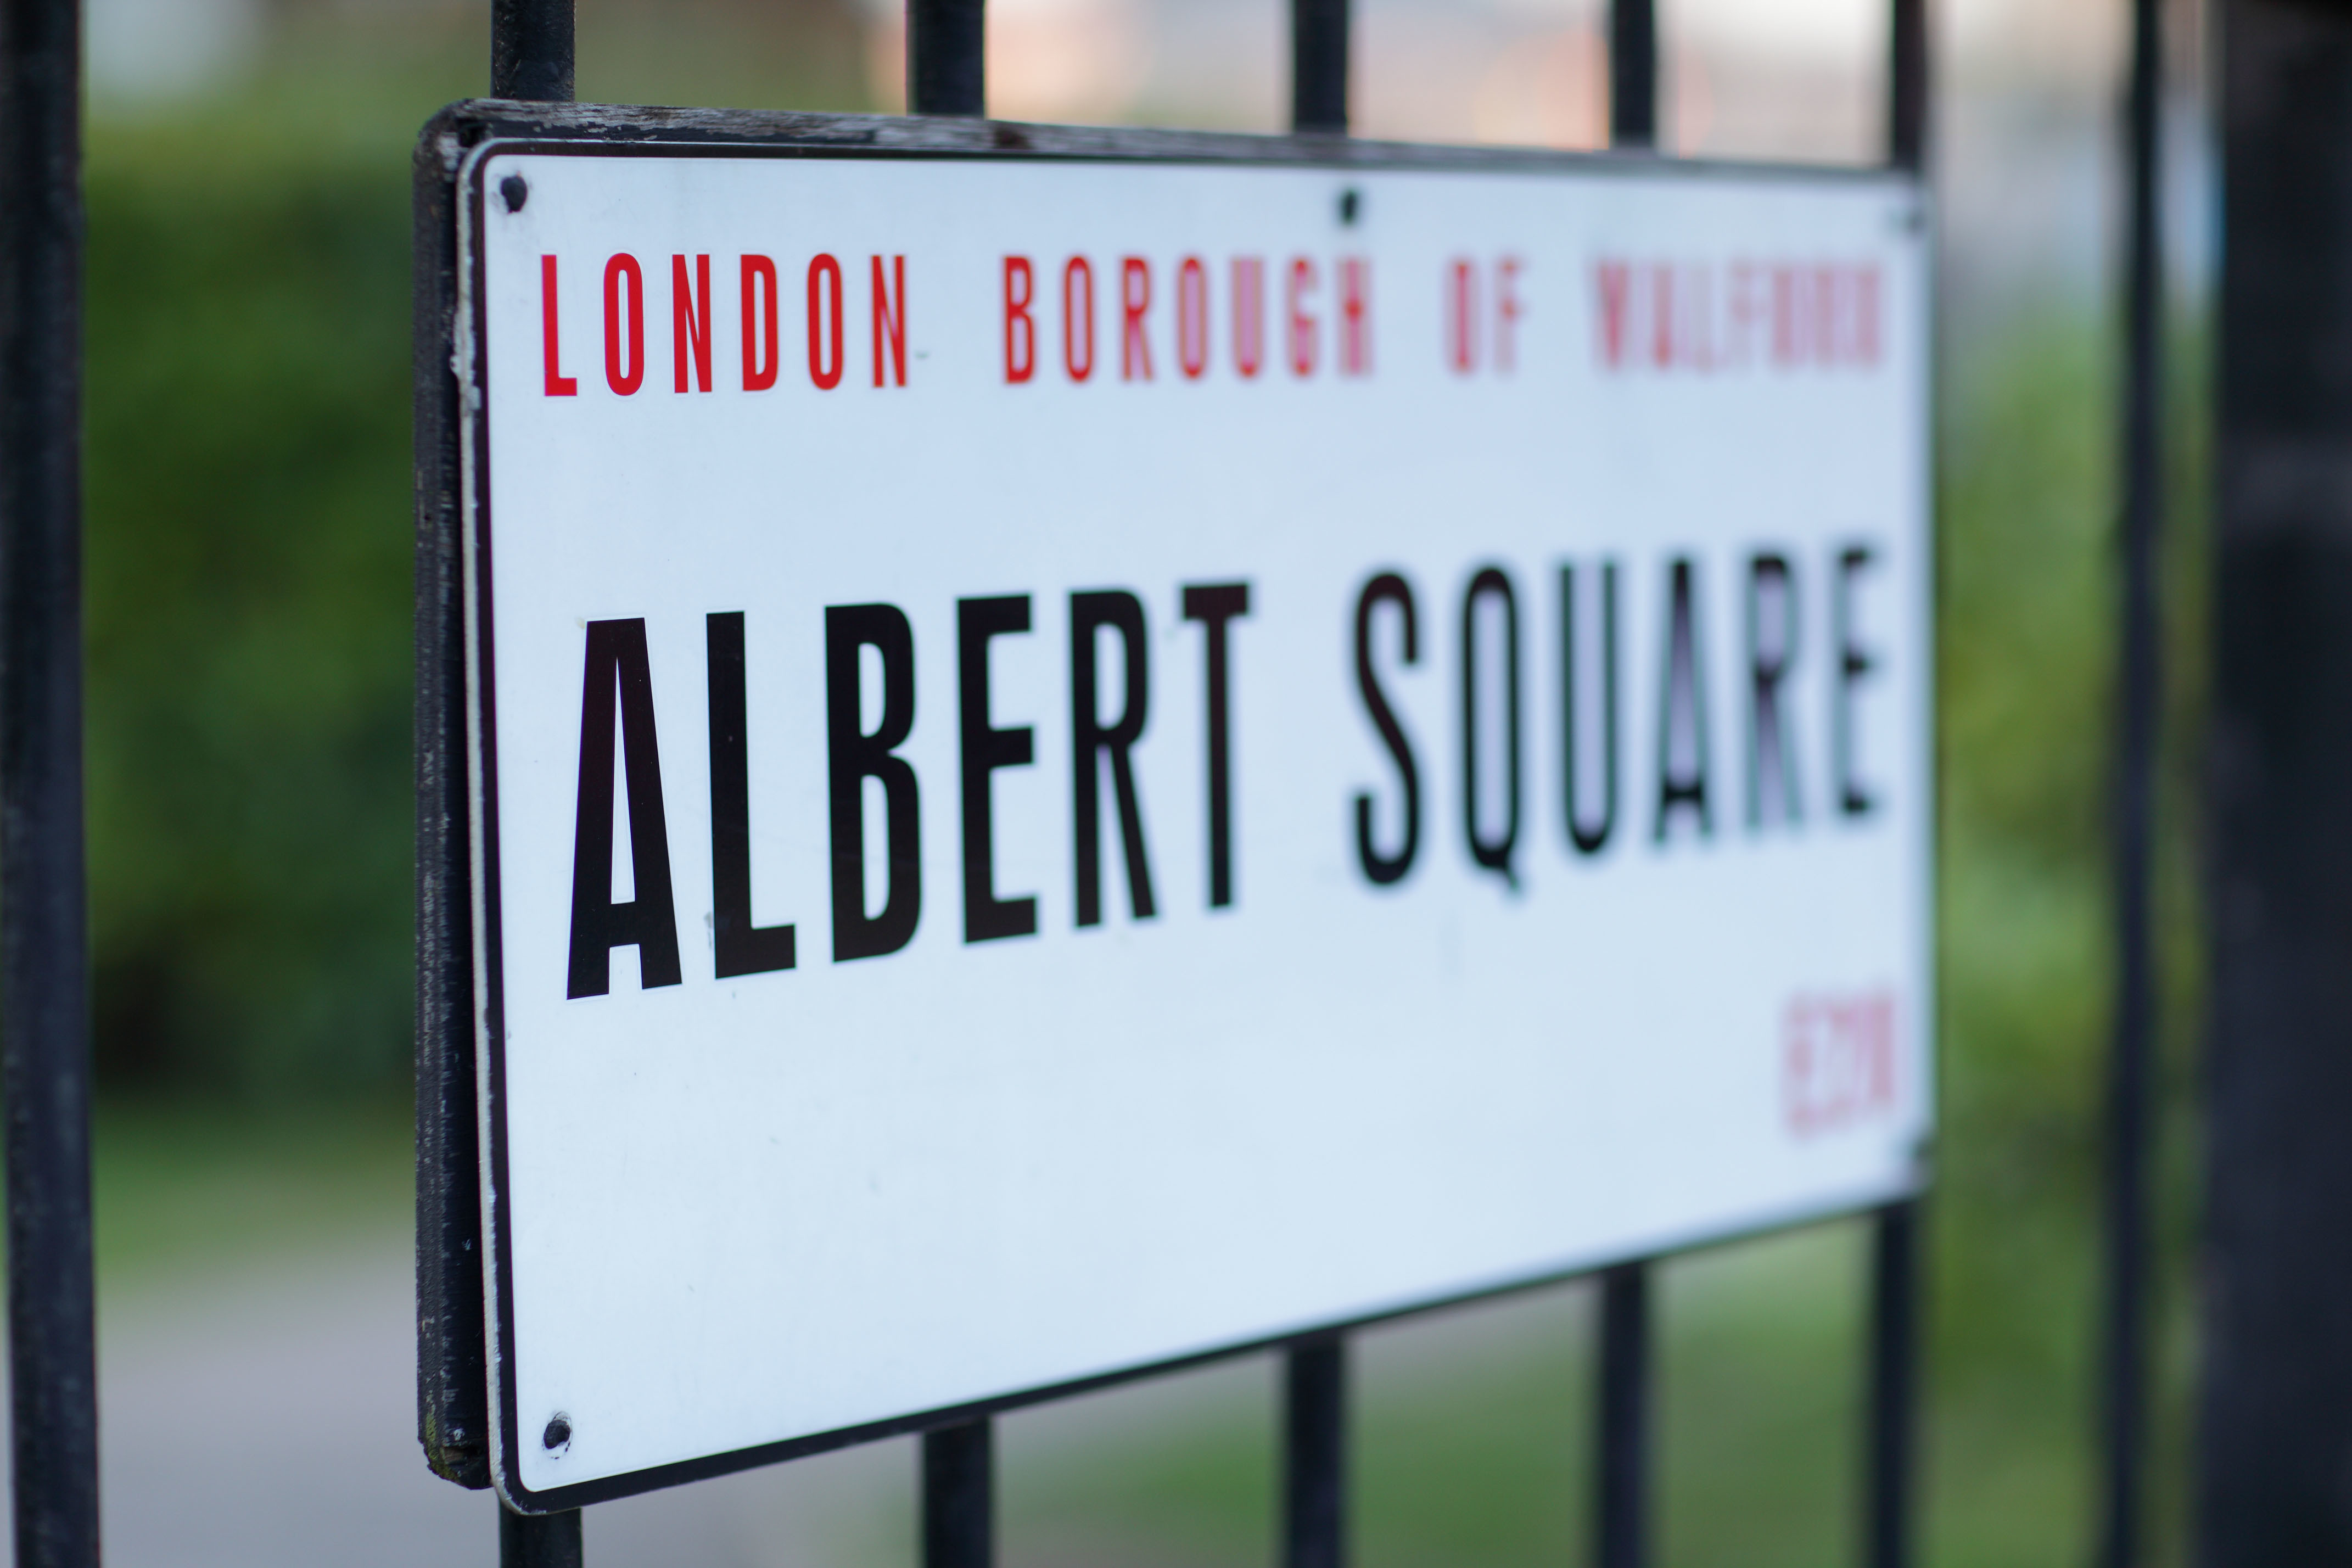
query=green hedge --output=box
[85,142,416,1094]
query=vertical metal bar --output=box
[501,1507,583,1568]
[2101,0,2163,1559]
[0,1,98,1565]
[1289,0,1354,1527]
[1284,1338,1348,1568]
[1863,10,1930,1565]
[1886,0,1927,171]
[1594,8,1659,1530]
[1608,0,1657,147]
[908,0,985,116]
[1291,0,1349,133]
[492,0,575,102]
[925,1419,994,1568]
[1595,1263,1651,1568]
[2201,0,2352,1551]
[1865,1202,1919,1568]
[466,10,584,1544]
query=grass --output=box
[979,1220,2056,1568]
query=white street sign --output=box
[456,139,1933,1507]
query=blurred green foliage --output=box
[85,129,417,1093]
[83,0,870,1096]
[1929,304,2206,1568]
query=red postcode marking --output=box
[1783,989,1896,1138]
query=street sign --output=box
[433,116,1931,1510]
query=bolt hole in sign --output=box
[448,125,1931,1510]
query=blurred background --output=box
[71,0,2207,1562]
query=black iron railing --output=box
[476,3,1939,1566]
[0,0,2179,1562]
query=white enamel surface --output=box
[465,148,1933,1496]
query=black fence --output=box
[0,0,2179,1564]
[463,6,1940,1567]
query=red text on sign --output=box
[673,254,713,393]
[1446,255,1524,376]
[541,255,578,396]
[872,255,907,388]
[1005,256,1035,384]
[741,255,779,391]
[996,252,1369,387]
[603,253,645,395]
[1782,990,1897,1138]
[1595,258,1882,373]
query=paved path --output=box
[3,1227,1597,1567]
[77,1240,909,1568]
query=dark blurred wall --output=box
[2203,0,2352,1560]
